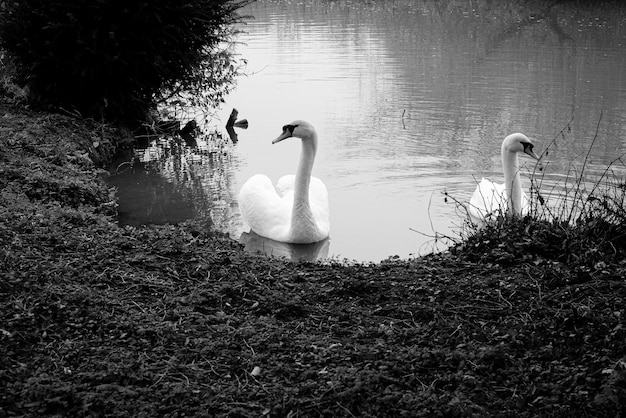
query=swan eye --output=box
[522,142,533,152]
[282,124,298,136]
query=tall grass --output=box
[529,113,626,226]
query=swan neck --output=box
[290,134,318,234]
[502,149,523,216]
[294,135,316,201]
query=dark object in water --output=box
[226,108,248,129]
[234,119,248,129]
[226,108,249,142]
[179,120,197,137]
[226,108,239,128]
[179,119,198,146]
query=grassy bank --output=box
[1,98,625,417]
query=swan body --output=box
[469,133,540,223]
[238,121,329,244]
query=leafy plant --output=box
[0,0,251,123]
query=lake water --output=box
[109,0,626,262]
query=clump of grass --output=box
[451,115,626,276]
[529,113,626,223]
[528,114,626,264]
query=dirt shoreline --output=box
[1,98,625,416]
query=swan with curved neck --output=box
[238,120,329,244]
[469,133,540,223]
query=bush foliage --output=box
[0,0,250,122]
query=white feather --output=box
[468,177,530,223]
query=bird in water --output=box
[238,120,329,244]
[469,133,540,223]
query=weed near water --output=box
[529,114,626,224]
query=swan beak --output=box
[523,143,543,170]
[272,132,290,144]
[272,124,297,144]
[525,148,540,161]
[523,143,540,161]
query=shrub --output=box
[0,0,250,123]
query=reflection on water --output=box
[107,159,195,226]
[107,132,239,230]
[109,0,626,262]
[240,231,330,262]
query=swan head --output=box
[502,133,540,161]
[272,120,317,144]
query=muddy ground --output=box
[1,97,625,417]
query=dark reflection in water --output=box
[105,132,237,229]
[107,161,195,226]
[240,231,330,262]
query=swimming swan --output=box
[238,120,329,244]
[469,133,540,223]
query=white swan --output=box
[469,133,540,223]
[238,120,330,244]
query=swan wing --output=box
[520,190,531,215]
[277,174,329,235]
[308,177,330,236]
[239,174,330,243]
[468,178,507,221]
[276,175,295,197]
[238,174,291,241]
[468,178,532,222]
